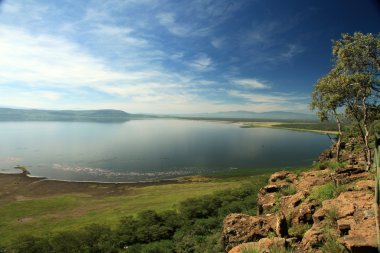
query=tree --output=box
[310,71,345,161]
[311,32,380,167]
[333,33,380,166]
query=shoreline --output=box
[240,121,339,135]
[0,171,182,189]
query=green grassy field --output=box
[0,176,250,246]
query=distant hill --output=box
[178,111,317,120]
[0,108,149,122]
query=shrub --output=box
[320,230,348,253]
[280,185,297,196]
[325,207,339,228]
[288,223,312,239]
[140,240,175,253]
[308,182,346,204]
[240,245,260,253]
[269,245,294,253]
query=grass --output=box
[280,185,297,196]
[307,182,346,205]
[313,161,347,171]
[320,229,348,253]
[0,178,248,246]
[288,223,312,239]
[241,244,294,253]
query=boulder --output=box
[290,202,317,225]
[222,213,287,251]
[309,190,377,252]
[280,191,310,221]
[269,171,297,183]
[294,170,331,192]
[257,183,288,215]
[298,225,325,251]
[228,237,286,253]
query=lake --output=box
[0,119,331,182]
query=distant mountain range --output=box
[0,108,316,122]
[176,111,317,120]
[0,108,148,122]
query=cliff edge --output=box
[222,143,378,253]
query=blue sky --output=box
[0,0,379,114]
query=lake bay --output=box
[0,119,331,182]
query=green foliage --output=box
[241,245,260,253]
[325,207,339,228]
[288,223,312,239]
[320,230,348,253]
[269,245,295,253]
[308,182,347,206]
[240,245,295,253]
[280,185,297,196]
[314,161,346,172]
[9,177,267,253]
[10,224,118,253]
[311,32,380,165]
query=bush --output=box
[280,185,297,196]
[308,182,346,204]
[288,223,312,239]
[11,176,269,252]
[139,240,175,253]
[11,224,118,253]
[320,230,348,253]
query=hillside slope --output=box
[0,108,147,122]
[223,144,377,253]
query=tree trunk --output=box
[362,97,372,169]
[334,112,342,162]
[363,123,371,168]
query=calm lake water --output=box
[0,119,331,182]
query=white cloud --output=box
[228,90,308,104]
[89,24,148,46]
[281,44,304,60]
[1,2,21,13]
[156,12,191,37]
[189,53,213,71]
[231,79,270,89]
[39,91,61,100]
[211,37,225,48]
[0,25,163,89]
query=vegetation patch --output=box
[307,182,346,204]
[288,223,312,239]
[2,175,269,252]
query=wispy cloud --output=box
[0,0,314,113]
[211,37,225,48]
[229,90,307,103]
[189,53,213,71]
[281,44,304,61]
[157,12,191,37]
[231,78,271,89]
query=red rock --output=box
[228,238,286,253]
[222,213,287,251]
[269,171,297,183]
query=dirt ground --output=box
[0,172,180,203]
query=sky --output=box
[0,0,379,114]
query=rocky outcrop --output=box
[257,171,297,215]
[223,163,377,253]
[222,212,287,251]
[228,237,286,253]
